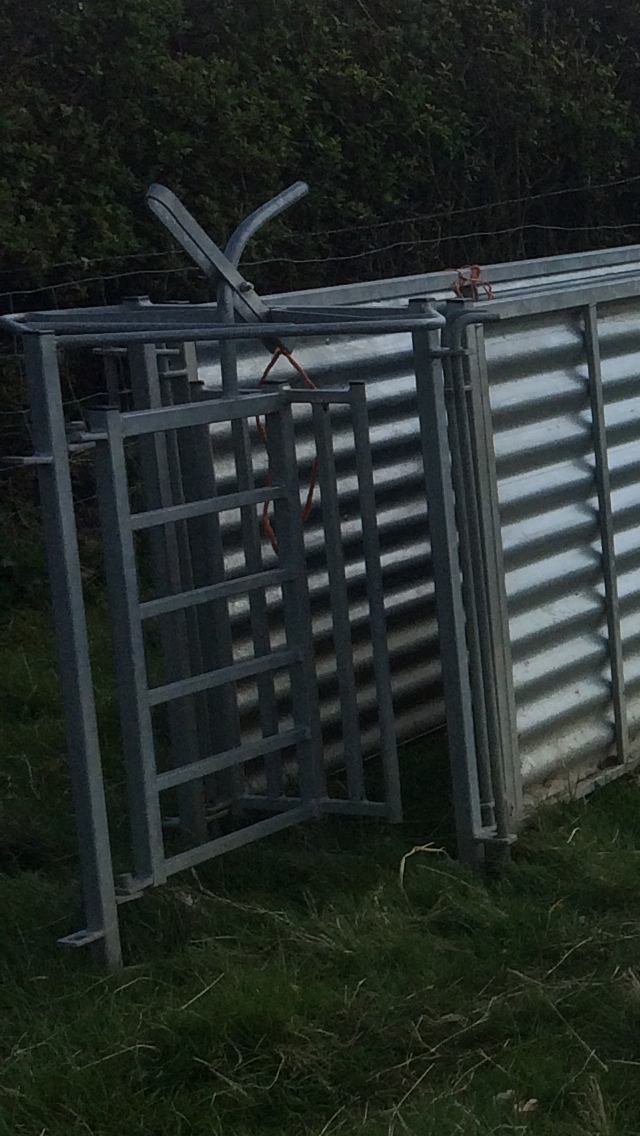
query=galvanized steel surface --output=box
[198,245,640,789]
[484,290,640,799]
[199,328,441,761]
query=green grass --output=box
[3,595,640,1135]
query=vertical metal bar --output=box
[445,322,510,846]
[467,323,523,818]
[101,353,121,407]
[156,347,213,765]
[350,383,402,822]
[90,407,166,885]
[584,303,629,765]
[264,399,325,802]
[232,417,283,796]
[171,347,242,790]
[127,343,207,842]
[218,282,282,796]
[23,333,122,967]
[312,401,365,801]
[441,341,496,829]
[409,303,483,865]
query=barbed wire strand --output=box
[301,171,640,238]
[1,170,640,280]
[1,218,640,301]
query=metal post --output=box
[584,303,629,766]
[156,346,212,763]
[127,342,207,842]
[440,333,496,830]
[350,383,402,822]
[466,322,522,820]
[90,406,166,886]
[409,301,483,865]
[166,344,242,797]
[23,333,122,966]
[264,399,325,802]
[311,400,365,801]
[444,311,511,846]
[217,290,282,797]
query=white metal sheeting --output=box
[486,291,640,800]
[199,329,440,760]
[197,244,640,801]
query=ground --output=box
[2,599,640,1136]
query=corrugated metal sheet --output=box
[199,331,440,761]
[484,289,640,800]
[195,244,640,792]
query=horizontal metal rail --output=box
[18,316,447,347]
[147,647,301,706]
[156,727,309,790]
[140,566,293,619]
[238,795,390,817]
[130,485,286,530]
[119,391,285,436]
[164,804,315,875]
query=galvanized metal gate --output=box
[5,294,464,968]
[10,182,640,967]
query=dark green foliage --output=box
[2,0,638,466]
[0,0,637,305]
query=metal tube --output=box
[118,391,284,436]
[139,566,292,620]
[445,321,510,845]
[164,805,315,877]
[130,485,285,530]
[312,400,366,801]
[51,316,448,347]
[127,343,208,843]
[217,282,282,797]
[148,647,300,707]
[167,346,243,806]
[409,303,483,865]
[441,337,496,829]
[156,348,213,766]
[584,302,629,765]
[224,182,309,267]
[90,407,166,886]
[156,727,308,791]
[350,382,403,822]
[22,334,122,966]
[264,400,326,802]
[466,322,522,820]
[4,306,446,335]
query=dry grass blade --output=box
[177,973,224,1012]
[398,843,447,889]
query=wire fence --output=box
[1,169,640,283]
[3,171,640,463]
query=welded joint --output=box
[115,872,154,900]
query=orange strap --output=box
[452,264,495,301]
[256,347,319,554]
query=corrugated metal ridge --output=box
[485,287,640,794]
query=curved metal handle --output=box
[224,181,309,266]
